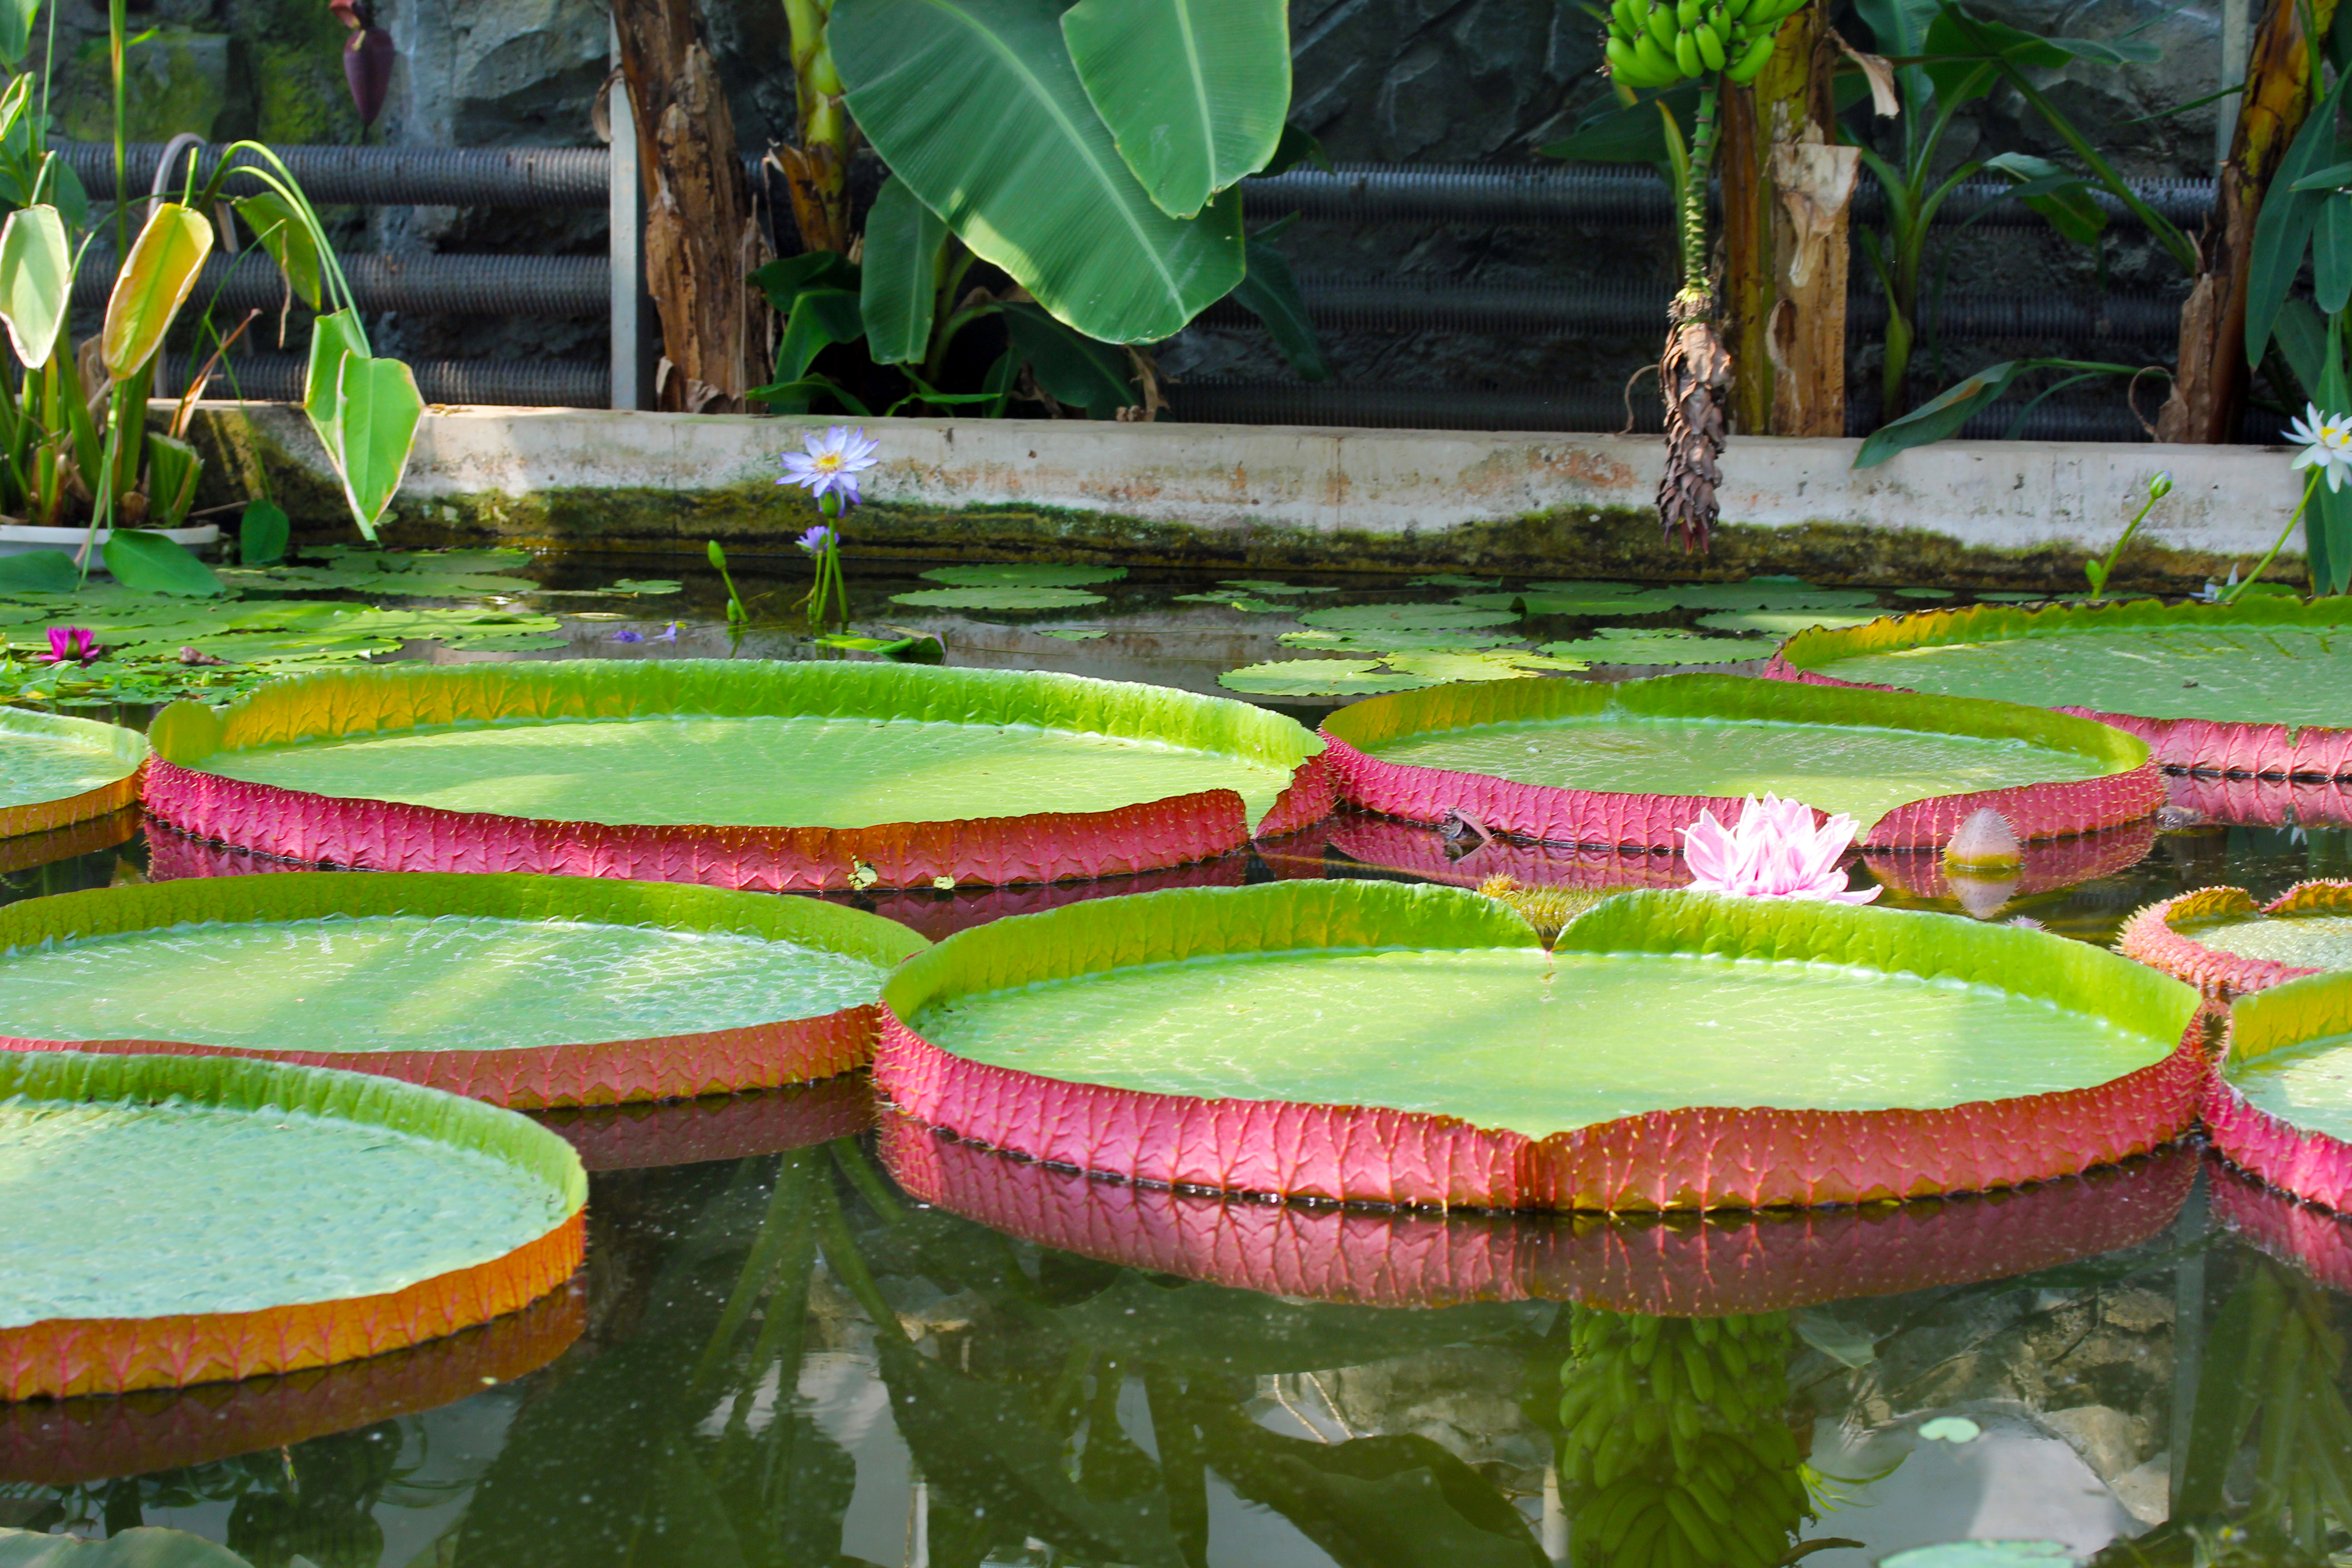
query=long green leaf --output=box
[1854,359,2027,466]
[303,307,368,463]
[0,0,38,68]
[775,286,866,387]
[99,202,214,380]
[143,432,202,528]
[1230,219,1327,381]
[1059,0,1289,219]
[239,496,289,566]
[834,0,1245,342]
[333,353,424,539]
[0,201,67,369]
[2248,64,2352,368]
[1537,86,1701,164]
[861,177,947,365]
[233,191,323,310]
[102,527,224,597]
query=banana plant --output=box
[828,0,1298,349]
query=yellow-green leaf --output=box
[304,308,368,464]
[333,353,424,539]
[100,202,215,380]
[0,203,69,369]
[233,191,323,310]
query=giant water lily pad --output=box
[879,1118,2194,1314]
[919,564,1127,587]
[0,872,925,1106]
[0,1049,584,1399]
[1318,672,2162,850]
[2197,970,2352,1214]
[1537,632,1767,665]
[890,586,1107,610]
[873,880,2203,1211]
[142,661,1332,890]
[1296,603,1521,633]
[1771,599,2352,775]
[2120,881,2352,996]
[0,709,145,840]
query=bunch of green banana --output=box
[1600,0,1808,90]
[1555,1309,1813,1568]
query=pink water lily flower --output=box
[37,627,101,666]
[1679,792,1880,904]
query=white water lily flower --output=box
[2287,403,2352,492]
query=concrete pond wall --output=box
[184,403,2308,589]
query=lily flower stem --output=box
[2088,490,2164,603]
[2228,468,2323,603]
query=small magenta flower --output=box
[38,627,100,665]
[777,426,880,507]
[610,628,644,644]
[797,524,837,556]
[1679,793,1880,904]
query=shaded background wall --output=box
[44,0,2239,431]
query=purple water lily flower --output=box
[654,622,681,642]
[39,627,100,666]
[610,628,644,644]
[796,524,837,557]
[777,426,880,507]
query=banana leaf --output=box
[860,176,947,365]
[1059,0,1289,219]
[833,0,1245,343]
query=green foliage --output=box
[1230,213,1327,381]
[237,499,289,567]
[0,202,67,368]
[1060,0,1289,219]
[101,528,222,597]
[921,564,1127,586]
[890,585,1109,610]
[859,178,948,365]
[1853,358,2151,467]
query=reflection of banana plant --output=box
[1553,1308,1818,1568]
[2113,1255,2352,1566]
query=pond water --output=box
[6,552,2352,1567]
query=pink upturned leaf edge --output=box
[1317,681,2166,851]
[2117,882,2352,999]
[870,881,2212,1214]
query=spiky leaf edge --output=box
[2119,881,2352,997]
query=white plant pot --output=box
[0,523,220,564]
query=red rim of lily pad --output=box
[2164,771,2352,828]
[1317,673,2162,852]
[878,1117,2195,1316]
[2204,975,2352,1212]
[138,662,1335,892]
[1766,599,2352,778]
[0,710,146,843]
[2120,882,2352,997]
[531,1073,876,1171]
[873,880,2207,1213]
[0,872,926,1108]
[0,1051,585,1401]
[0,1280,584,1485]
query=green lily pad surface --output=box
[200,713,1299,828]
[1799,619,2352,726]
[890,587,1109,611]
[0,1054,576,1328]
[1358,714,2104,828]
[2188,913,2352,970]
[1279,628,1523,652]
[1297,603,1521,632]
[0,916,889,1053]
[911,936,2171,1141]
[0,710,142,810]
[1215,580,1338,595]
[1217,659,1432,697]
[918,564,1127,587]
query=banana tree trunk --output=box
[2158,0,2340,442]
[609,0,766,412]
[775,0,857,255]
[1720,9,1851,436]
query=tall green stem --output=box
[1678,86,1720,298]
[2230,467,2325,601]
[108,0,127,257]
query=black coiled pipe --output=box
[75,249,609,316]
[64,142,612,207]
[153,352,606,407]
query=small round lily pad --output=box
[1216,580,1338,595]
[1280,628,1523,653]
[1538,633,1767,665]
[891,586,1109,610]
[919,564,1127,588]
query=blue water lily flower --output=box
[778,425,881,507]
[797,524,837,556]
